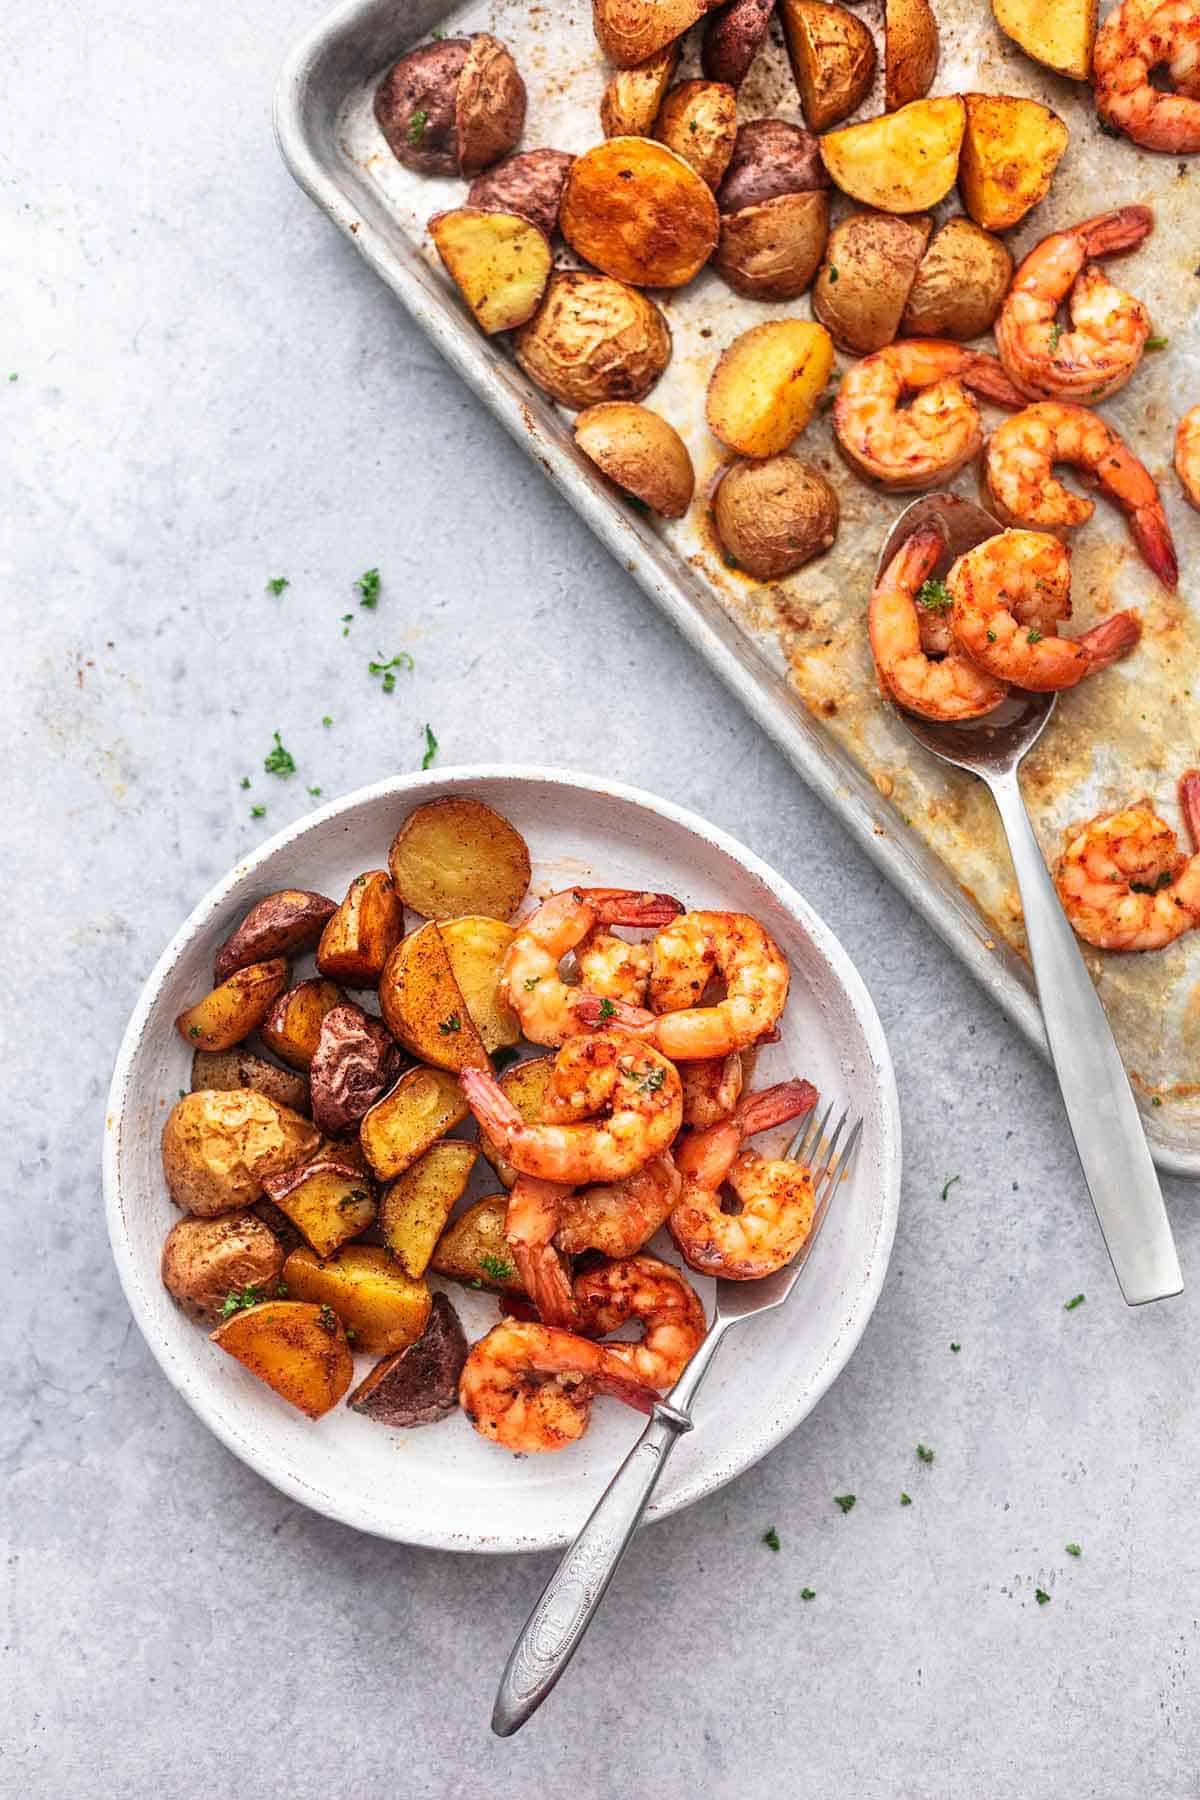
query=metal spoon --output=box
[875,493,1181,1307]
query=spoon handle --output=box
[988,769,1182,1305]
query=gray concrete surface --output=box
[4,3,1199,1795]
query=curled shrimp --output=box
[505,1175,579,1329]
[832,340,1024,491]
[680,1052,744,1129]
[555,1153,682,1259]
[574,1254,707,1390]
[459,1319,653,1453]
[1094,0,1200,153]
[947,529,1142,693]
[1054,771,1200,951]
[669,1080,819,1280]
[869,524,1008,722]
[575,928,653,1007]
[499,888,682,1046]
[985,402,1179,590]
[994,208,1153,404]
[461,1028,683,1184]
[1177,405,1200,509]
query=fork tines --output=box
[787,1104,864,1209]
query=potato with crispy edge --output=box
[959,93,1069,233]
[714,119,830,301]
[560,138,719,289]
[260,1156,376,1258]
[593,0,721,66]
[655,81,738,190]
[600,42,679,137]
[703,0,776,87]
[813,210,932,354]
[515,272,672,411]
[374,33,526,177]
[780,0,876,133]
[819,97,966,213]
[161,1210,286,1324]
[317,871,404,988]
[706,320,834,458]
[260,976,345,1071]
[213,891,336,984]
[388,796,530,922]
[308,1002,402,1138]
[378,922,491,1074]
[283,1245,432,1358]
[212,1299,353,1418]
[713,455,840,580]
[359,1065,470,1182]
[348,1292,467,1427]
[162,1089,320,1217]
[467,149,574,238]
[901,217,1013,340]
[438,915,520,1051]
[885,0,938,110]
[430,1195,526,1292]
[574,403,696,520]
[175,958,289,1053]
[991,0,1096,80]
[380,1141,479,1278]
[191,1048,310,1117]
[477,1057,553,1188]
[429,207,552,336]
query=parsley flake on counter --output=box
[1064,1293,1085,1312]
[480,1253,515,1282]
[762,1527,781,1551]
[916,1443,934,1464]
[1066,1543,1082,1558]
[421,723,439,770]
[322,714,333,727]
[941,1175,961,1202]
[307,785,322,798]
[7,373,17,382]
[356,566,381,607]
[834,1494,856,1514]
[251,805,266,819]
[1146,335,1169,351]
[264,731,296,777]
[240,776,251,790]
[1035,1588,1051,1605]
[900,1492,912,1506]
[800,1588,816,1600]
[266,576,289,596]
[950,1342,961,1353]
[916,578,952,613]
[368,652,414,693]
[491,1046,520,1074]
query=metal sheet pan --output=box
[275,0,1200,1175]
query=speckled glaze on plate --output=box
[104,768,900,1553]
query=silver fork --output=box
[492,1103,864,1737]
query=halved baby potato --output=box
[175,958,289,1053]
[430,1194,526,1293]
[161,1089,320,1217]
[706,319,834,458]
[600,41,679,137]
[819,97,966,213]
[813,210,932,354]
[593,0,721,67]
[884,0,939,110]
[715,191,830,303]
[780,0,877,133]
[359,1064,470,1182]
[574,403,696,519]
[477,1056,553,1188]
[959,93,1069,233]
[283,1245,432,1358]
[429,207,552,335]
[654,80,738,189]
[213,890,336,984]
[438,914,520,1050]
[316,871,405,988]
[211,1299,354,1419]
[901,216,1013,340]
[388,796,531,921]
[560,138,719,288]
[260,976,345,1071]
[378,921,491,1073]
[261,1155,377,1258]
[379,1140,479,1278]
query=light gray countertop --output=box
[5,3,1199,1794]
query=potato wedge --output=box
[388,796,531,921]
[959,93,1069,233]
[574,403,696,520]
[378,922,491,1074]
[359,1064,470,1182]
[600,42,679,136]
[885,0,938,110]
[316,871,405,988]
[477,1056,553,1188]
[454,32,528,177]
[655,80,738,190]
[438,915,520,1051]
[260,977,345,1071]
[467,149,575,238]
[706,319,834,458]
[780,0,876,133]
[813,210,932,354]
[379,1140,479,1278]
[991,0,1096,80]
[162,1089,320,1217]
[161,1211,286,1324]
[283,1246,432,1358]
[211,1299,353,1418]
[260,1156,376,1257]
[516,272,672,411]
[348,1292,467,1427]
[429,207,552,335]
[819,98,966,213]
[560,138,719,288]
[191,1047,310,1116]
[308,1002,403,1138]
[593,0,721,66]
[901,216,1013,340]
[430,1195,526,1292]
[213,890,337,984]
[716,191,829,301]
[175,958,289,1053]
[717,119,827,214]
[702,0,776,87]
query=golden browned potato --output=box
[516,272,672,411]
[359,1065,470,1182]
[560,138,719,289]
[467,149,575,238]
[455,33,528,175]
[260,976,345,1071]
[191,1048,310,1117]
[703,0,776,87]
[379,1140,479,1278]
[175,958,289,1053]
[901,217,1014,340]
[600,42,679,136]
[706,320,834,458]
[958,93,1069,233]
[316,871,405,988]
[712,455,839,580]
[813,210,932,354]
[991,0,1096,80]
[654,81,738,189]
[211,1299,353,1418]
[780,0,876,133]
[261,1156,376,1257]
[477,1057,553,1188]
[428,207,552,335]
[162,1089,320,1217]
[819,97,966,213]
[283,1245,432,1358]
[430,1195,525,1292]
[378,922,491,1074]
[308,1002,402,1138]
[374,34,526,177]
[160,1210,285,1323]
[438,915,520,1051]
[593,0,721,66]
[213,891,336,984]
[884,0,938,109]
[388,796,531,922]
[574,403,696,519]
[714,120,829,301]
[348,1292,468,1427]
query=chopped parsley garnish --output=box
[636,1066,667,1093]
[941,1175,961,1203]
[523,975,541,991]
[1027,627,1044,645]
[828,266,839,284]
[1146,334,1169,351]
[220,1284,268,1320]
[1035,1588,1051,1605]
[322,714,333,727]
[355,566,381,607]
[345,1327,358,1344]
[240,776,251,789]
[833,1494,856,1514]
[762,1526,781,1551]
[625,492,650,514]
[916,578,952,613]
[406,110,428,146]
[263,730,296,777]
[800,1587,816,1600]
[916,1443,934,1464]
[1064,1293,1085,1312]
[188,1025,200,1039]
[1131,870,1174,894]
[7,373,16,382]
[1047,322,1062,354]
[1066,1542,1082,1558]
[250,805,266,819]
[491,1046,520,1073]
[900,1492,912,1506]
[597,997,617,1020]
[479,1253,515,1282]
[1151,1095,1163,1107]
[950,1342,961,1353]
[368,651,414,694]
[421,723,438,770]
[338,1190,368,1211]
[317,1303,339,1334]
[438,1012,462,1035]
[266,576,289,595]
[307,785,322,797]
[987,629,998,642]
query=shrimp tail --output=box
[1180,770,1200,852]
[593,1370,657,1414]
[1130,506,1179,590]
[1077,204,1154,259]
[588,890,685,929]
[572,993,656,1031]
[459,1067,520,1138]
[959,355,1026,410]
[1076,610,1142,673]
[736,1079,819,1136]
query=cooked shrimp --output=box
[985,402,1179,589]
[868,524,1008,722]
[555,1153,681,1258]
[995,208,1153,404]
[947,529,1142,692]
[505,1175,579,1329]
[575,928,652,1007]
[499,888,682,1046]
[460,1028,683,1183]
[1094,0,1200,153]
[574,1254,707,1390]
[459,1319,653,1453]
[1176,405,1200,508]
[679,1052,744,1129]
[669,1080,819,1280]
[832,340,1024,491]
[1054,771,1200,951]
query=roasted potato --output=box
[560,138,719,289]
[712,455,840,580]
[316,871,405,988]
[378,922,490,1074]
[261,1156,376,1258]
[359,1064,470,1182]
[958,93,1069,233]
[706,320,834,458]
[438,914,520,1051]
[885,0,938,110]
[374,33,526,177]
[175,958,289,1054]
[348,1293,468,1427]
[428,207,552,336]
[574,403,696,519]
[160,1210,285,1323]
[593,0,722,66]
[516,271,672,410]
[430,1195,526,1292]
[161,1089,320,1217]
[702,0,776,87]
[813,210,932,353]
[283,1246,432,1358]
[780,0,877,133]
[655,81,738,189]
[379,1140,479,1278]
[901,217,1014,340]
[388,796,531,922]
[477,1056,553,1187]
[467,149,575,238]
[991,0,1096,80]
[819,97,966,213]
[600,42,679,137]
[211,1299,353,1419]
[260,976,345,1071]
[308,1001,402,1138]
[252,1197,307,1258]
[715,120,830,301]
[717,119,827,213]
[213,890,336,984]
[190,1048,310,1117]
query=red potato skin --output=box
[213,890,337,984]
[702,0,777,86]
[375,39,471,175]
[716,119,828,213]
[348,1293,468,1427]
[308,1002,403,1138]
[467,150,575,239]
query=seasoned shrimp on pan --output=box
[499,888,682,1047]
[869,524,1008,722]
[994,207,1153,404]
[459,1319,653,1454]
[670,1079,819,1280]
[1054,771,1200,951]
[555,1152,682,1259]
[1094,0,1200,153]
[574,1254,707,1390]
[985,402,1179,589]
[1177,405,1200,509]
[947,530,1142,693]
[832,340,1024,491]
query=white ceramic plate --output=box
[105,767,901,1552]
